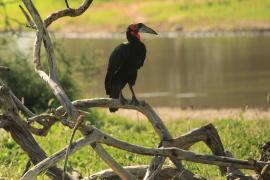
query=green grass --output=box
[1,0,270,32]
[141,0,270,30]
[1,109,270,179]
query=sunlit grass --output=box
[1,0,270,31]
[141,0,270,30]
[1,109,270,179]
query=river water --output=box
[5,32,270,108]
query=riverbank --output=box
[3,28,270,39]
[106,107,270,121]
[2,0,270,33]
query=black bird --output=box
[105,23,158,112]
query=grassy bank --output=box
[1,109,270,179]
[2,0,270,32]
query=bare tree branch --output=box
[64,0,70,9]
[55,98,194,179]
[0,114,11,128]
[91,144,138,180]
[225,151,246,179]
[22,0,58,80]
[44,0,93,27]
[0,84,71,179]
[19,4,36,29]
[20,1,134,178]
[21,126,270,179]
[21,160,32,178]
[20,129,102,180]
[26,114,58,136]
[88,165,194,180]
[11,0,268,179]
[63,115,84,179]
[10,91,35,117]
[0,66,10,71]
[162,123,227,175]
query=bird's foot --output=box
[141,100,146,106]
[131,97,140,106]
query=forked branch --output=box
[21,125,270,179]
[3,0,267,180]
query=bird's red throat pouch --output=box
[131,31,140,40]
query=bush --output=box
[0,32,104,112]
[0,55,76,112]
[0,36,77,112]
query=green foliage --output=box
[0,31,104,112]
[0,110,269,179]
[0,47,75,112]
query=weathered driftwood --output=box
[1,1,269,180]
[20,0,136,179]
[259,141,270,179]
[0,84,72,179]
[20,122,270,179]
[58,98,186,180]
[91,144,137,180]
[44,0,94,27]
[87,165,203,180]
[10,90,35,117]
[224,151,258,180]
[162,123,227,175]
[0,114,11,128]
[20,129,102,180]
[0,66,10,71]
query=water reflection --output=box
[4,33,270,108]
[61,35,270,108]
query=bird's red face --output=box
[128,23,158,40]
[128,24,140,40]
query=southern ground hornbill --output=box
[105,23,158,112]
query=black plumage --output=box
[105,23,157,112]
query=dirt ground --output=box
[105,107,270,121]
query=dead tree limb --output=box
[0,66,10,71]
[88,165,192,180]
[22,0,58,81]
[44,0,93,27]
[20,0,135,179]
[63,115,84,179]
[20,128,102,180]
[20,125,270,179]
[26,114,58,136]
[0,114,12,128]
[1,0,266,179]
[91,144,138,180]
[0,84,72,179]
[10,90,35,117]
[225,151,251,180]
[162,123,227,175]
[56,98,198,179]
[64,0,70,9]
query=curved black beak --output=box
[139,24,158,35]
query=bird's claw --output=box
[119,96,128,105]
[131,97,140,106]
[141,100,146,106]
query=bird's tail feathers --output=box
[108,85,119,112]
[109,107,118,112]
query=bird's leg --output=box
[119,90,128,104]
[128,84,139,105]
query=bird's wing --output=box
[107,43,130,74]
[105,43,130,95]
